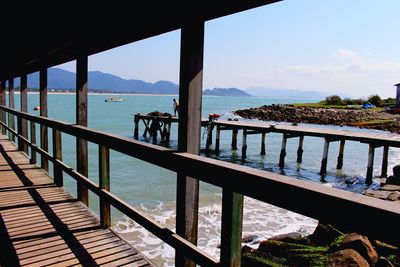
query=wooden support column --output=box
[20,75,28,153]
[30,121,37,164]
[76,55,89,206]
[320,138,330,175]
[241,129,247,160]
[215,126,220,155]
[296,136,304,163]
[52,129,63,186]
[260,132,266,156]
[231,128,238,150]
[0,81,6,135]
[99,145,111,228]
[381,146,389,178]
[366,144,375,184]
[8,79,15,142]
[165,121,171,143]
[133,114,139,139]
[175,21,204,267]
[278,134,288,168]
[205,123,213,152]
[40,69,48,172]
[220,189,244,267]
[336,140,345,169]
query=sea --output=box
[9,93,400,266]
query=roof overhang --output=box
[0,1,281,81]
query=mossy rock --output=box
[259,240,328,257]
[386,255,400,266]
[288,253,329,267]
[328,234,346,252]
[309,223,344,246]
[242,252,288,267]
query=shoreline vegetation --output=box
[235,95,400,134]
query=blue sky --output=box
[59,0,400,98]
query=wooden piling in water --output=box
[260,132,266,156]
[336,140,345,169]
[215,126,221,155]
[241,129,247,160]
[381,145,389,178]
[165,122,171,143]
[278,134,287,168]
[320,138,330,175]
[206,124,214,152]
[231,128,238,150]
[366,144,375,184]
[296,136,304,163]
[134,114,139,139]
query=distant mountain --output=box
[23,68,179,94]
[203,87,251,97]
[245,87,347,100]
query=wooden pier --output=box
[0,135,154,267]
[134,114,400,184]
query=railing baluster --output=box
[17,116,23,151]
[30,121,37,164]
[99,145,111,228]
[220,189,244,267]
[52,128,63,186]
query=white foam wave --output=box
[114,195,318,266]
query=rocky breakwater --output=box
[235,105,381,126]
[242,223,400,266]
[234,104,400,134]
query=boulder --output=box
[308,223,343,246]
[339,233,378,265]
[327,249,370,267]
[375,257,394,267]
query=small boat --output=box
[105,97,124,102]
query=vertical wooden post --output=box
[278,134,288,168]
[215,126,221,155]
[205,124,213,152]
[320,138,330,175]
[151,118,158,143]
[166,121,171,143]
[231,128,238,150]
[17,116,23,150]
[241,129,247,160]
[76,55,89,206]
[336,140,345,169]
[381,145,389,178]
[366,144,375,184]
[175,21,204,267]
[296,136,304,163]
[99,145,111,228]
[0,81,5,135]
[52,129,63,187]
[40,69,48,172]
[20,74,28,154]
[220,189,244,267]
[134,114,139,139]
[8,78,15,142]
[30,121,37,164]
[260,132,266,156]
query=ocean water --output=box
[9,93,400,266]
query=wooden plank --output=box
[176,21,204,267]
[8,78,15,142]
[30,121,37,164]
[381,145,389,178]
[20,74,28,154]
[99,145,111,228]
[52,129,63,186]
[220,189,243,267]
[76,55,89,206]
[0,81,5,135]
[40,68,48,172]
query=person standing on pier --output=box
[173,98,179,116]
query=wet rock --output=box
[242,234,258,243]
[373,240,399,256]
[375,256,394,267]
[308,223,343,246]
[241,245,253,254]
[327,249,370,267]
[387,191,400,201]
[268,232,310,245]
[338,233,378,264]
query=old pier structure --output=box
[134,115,399,184]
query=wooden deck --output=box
[0,135,154,267]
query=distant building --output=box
[396,83,400,107]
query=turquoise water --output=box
[8,93,399,266]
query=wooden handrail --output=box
[2,105,400,264]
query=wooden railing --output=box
[1,105,400,266]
